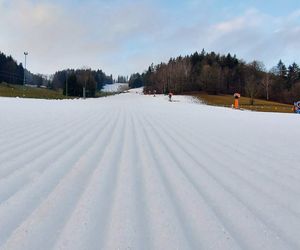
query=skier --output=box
[168,92,173,102]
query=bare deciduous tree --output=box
[261,72,273,100]
[245,61,264,105]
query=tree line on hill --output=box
[140,50,300,104]
[51,69,113,97]
[0,51,48,86]
[116,75,128,83]
[0,51,114,97]
[2,49,300,102]
[128,73,144,89]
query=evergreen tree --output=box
[276,60,287,79]
[129,73,143,88]
[287,63,299,90]
[0,51,47,86]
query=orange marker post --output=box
[233,93,241,109]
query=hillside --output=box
[192,93,293,113]
[0,83,67,99]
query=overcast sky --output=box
[1,0,300,77]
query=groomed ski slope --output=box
[102,83,128,92]
[0,90,299,250]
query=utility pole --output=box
[23,52,28,97]
[83,79,86,99]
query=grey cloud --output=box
[1,0,300,77]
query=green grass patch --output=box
[0,83,70,99]
[0,83,129,100]
[191,92,293,113]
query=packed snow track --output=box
[0,91,299,250]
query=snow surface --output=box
[0,92,299,250]
[102,83,128,92]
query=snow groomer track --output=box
[0,90,299,250]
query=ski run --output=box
[0,89,299,250]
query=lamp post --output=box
[23,52,28,97]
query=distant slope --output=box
[102,83,128,92]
